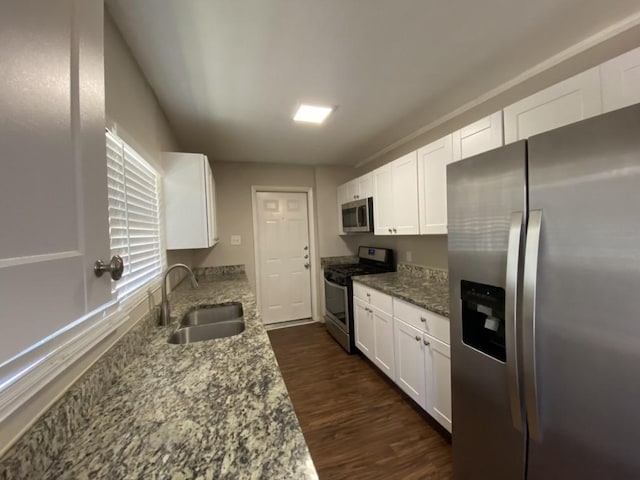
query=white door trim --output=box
[251,185,319,323]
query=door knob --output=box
[415,335,421,342]
[304,263,310,269]
[304,246,308,250]
[388,228,392,233]
[94,255,124,281]
[304,254,309,259]
[393,228,397,234]
[423,339,430,346]
[420,317,426,323]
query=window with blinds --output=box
[106,131,165,300]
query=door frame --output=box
[251,185,319,323]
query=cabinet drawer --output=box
[393,298,450,344]
[353,282,392,314]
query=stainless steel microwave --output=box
[342,197,373,233]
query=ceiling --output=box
[106,0,640,166]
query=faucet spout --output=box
[160,264,198,326]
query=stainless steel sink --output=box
[168,320,245,344]
[180,302,243,327]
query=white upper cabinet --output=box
[164,153,218,249]
[417,112,502,235]
[373,163,395,234]
[417,135,454,235]
[452,111,503,160]
[503,67,602,143]
[601,46,640,113]
[339,173,374,203]
[392,153,420,234]
[356,173,374,199]
[374,152,420,235]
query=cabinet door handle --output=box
[415,335,420,342]
[423,339,430,346]
[393,228,397,234]
[388,228,392,233]
[420,317,426,323]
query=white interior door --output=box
[0,0,112,367]
[256,192,312,324]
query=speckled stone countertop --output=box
[352,264,450,317]
[41,271,317,480]
[320,255,358,268]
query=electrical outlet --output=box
[230,235,241,246]
[406,251,413,262]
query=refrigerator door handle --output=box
[523,209,543,440]
[506,211,524,432]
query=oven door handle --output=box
[324,277,348,291]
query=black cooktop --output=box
[324,246,395,285]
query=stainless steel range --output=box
[324,246,394,353]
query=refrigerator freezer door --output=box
[526,104,640,479]
[447,141,527,480]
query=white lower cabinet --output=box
[354,297,374,359]
[373,307,395,379]
[354,293,395,380]
[424,333,452,432]
[394,318,427,408]
[354,284,452,432]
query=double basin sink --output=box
[168,302,245,344]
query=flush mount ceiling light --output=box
[293,104,334,124]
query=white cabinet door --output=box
[503,67,602,143]
[357,173,374,199]
[164,153,218,249]
[374,152,419,235]
[394,318,427,408]
[372,306,395,380]
[452,111,503,160]
[373,163,395,235]
[345,180,359,201]
[0,0,113,368]
[354,297,374,361]
[391,151,420,235]
[205,160,218,245]
[601,47,640,113]
[424,333,452,432]
[417,135,454,235]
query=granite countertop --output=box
[320,255,358,268]
[352,268,450,318]
[42,271,317,480]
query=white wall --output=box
[104,10,192,271]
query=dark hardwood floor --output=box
[268,322,453,480]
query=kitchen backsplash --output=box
[397,262,448,283]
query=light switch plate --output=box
[230,235,241,246]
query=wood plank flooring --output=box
[268,322,453,480]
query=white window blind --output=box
[106,131,165,300]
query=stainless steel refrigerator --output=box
[447,104,640,479]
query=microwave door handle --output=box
[357,205,365,228]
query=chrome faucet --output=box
[160,264,199,326]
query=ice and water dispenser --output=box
[460,280,506,362]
